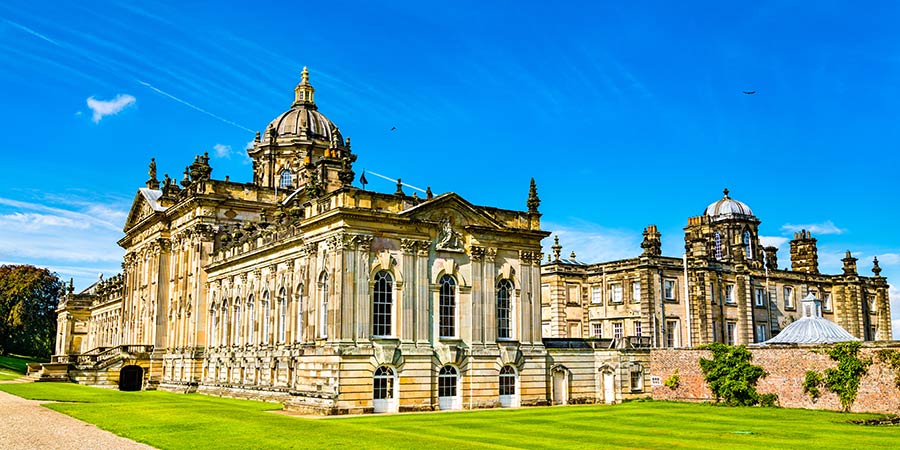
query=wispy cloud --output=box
[542,220,641,264]
[137,80,254,133]
[759,235,788,249]
[86,94,135,122]
[213,143,232,158]
[780,220,845,235]
[2,18,61,47]
[890,284,900,339]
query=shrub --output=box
[698,343,776,407]
[664,370,680,390]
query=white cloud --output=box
[0,212,90,231]
[213,143,232,158]
[86,94,136,123]
[780,220,845,236]
[542,220,640,264]
[759,235,788,249]
[246,140,255,150]
[876,253,900,266]
[891,284,900,340]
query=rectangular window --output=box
[665,320,678,347]
[632,281,641,303]
[630,368,644,392]
[591,286,603,304]
[567,321,582,338]
[784,286,795,309]
[613,322,623,340]
[592,323,603,338]
[726,322,737,345]
[869,296,877,313]
[823,292,832,311]
[754,288,765,307]
[609,283,623,304]
[664,279,677,301]
[633,320,642,337]
[725,284,735,304]
[712,320,719,342]
[755,324,767,343]
[566,284,580,305]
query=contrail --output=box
[3,18,61,47]
[367,170,427,193]
[137,80,255,133]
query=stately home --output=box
[541,191,892,347]
[48,68,653,412]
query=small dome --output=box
[765,294,860,345]
[705,188,753,220]
[262,67,342,145]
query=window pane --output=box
[373,271,393,336]
[497,280,512,339]
[440,276,456,337]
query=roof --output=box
[704,188,754,221]
[138,188,165,212]
[765,293,860,344]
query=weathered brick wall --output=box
[651,343,900,414]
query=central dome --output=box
[704,188,753,220]
[262,67,342,145]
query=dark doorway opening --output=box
[119,365,143,391]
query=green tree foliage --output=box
[698,343,776,406]
[874,349,900,388]
[803,370,824,402]
[821,342,871,412]
[0,265,61,358]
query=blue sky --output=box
[1,1,899,337]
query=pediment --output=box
[401,193,503,231]
[123,188,166,231]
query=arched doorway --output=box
[499,365,519,407]
[601,369,616,404]
[119,365,143,391]
[438,365,461,410]
[551,366,569,405]
[373,366,399,413]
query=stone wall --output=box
[651,343,900,414]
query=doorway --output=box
[119,365,143,391]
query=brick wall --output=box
[651,343,900,414]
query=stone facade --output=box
[542,191,892,347]
[651,344,900,414]
[49,69,648,413]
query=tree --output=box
[698,343,777,406]
[0,265,62,358]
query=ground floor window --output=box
[630,365,643,392]
[374,366,395,400]
[726,321,737,345]
[499,366,516,396]
[438,366,457,397]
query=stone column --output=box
[355,236,372,342]
[483,248,497,343]
[415,242,430,344]
[469,246,485,345]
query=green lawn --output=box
[0,382,897,450]
[0,354,41,380]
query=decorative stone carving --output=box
[469,245,485,261]
[436,217,464,252]
[486,247,497,263]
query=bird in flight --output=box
[743,91,757,95]
[390,126,397,131]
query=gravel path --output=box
[0,382,156,450]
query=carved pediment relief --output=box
[124,189,166,231]
[402,194,503,231]
[436,217,465,252]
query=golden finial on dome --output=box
[294,66,316,106]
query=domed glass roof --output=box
[765,294,860,344]
[704,188,753,220]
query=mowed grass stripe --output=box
[1,383,898,450]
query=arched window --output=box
[373,366,395,400]
[439,275,457,338]
[438,366,458,399]
[497,279,513,340]
[220,299,229,347]
[279,169,293,188]
[714,231,722,260]
[373,271,394,337]
[246,295,255,345]
[233,299,242,346]
[319,272,329,339]
[262,291,270,345]
[499,365,517,397]
[278,287,287,344]
[210,304,218,347]
[743,230,752,259]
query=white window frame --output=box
[725,284,736,304]
[632,281,641,304]
[726,321,737,345]
[755,324,767,343]
[609,283,623,304]
[754,288,765,307]
[613,322,623,340]
[633,320,642,337]
[319,273,329,339]
[591,286,603,304]
[439,275,457,339]
[664,279,677,301]
[784,286,795,309]
[497,279,514,340]
[591,322,603,338]
[665,320,678,347]
[373,271,394,338]
[823,291,832,311]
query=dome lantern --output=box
[293,66,316,107]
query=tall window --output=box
[439,275,456,338]
[726,321,737,345]
[373,366,395,400]
[591,286,602,304]
[823,292,832,311]
[279,169,293,188]
[613,322,623,340]
[221,300,229,346]
[591,323,603,338]
[784,286,795,309]
[499,366,516,396]
[664,279,676,300]
[714,231,723,260]
[278,288,287,344]
[755,324,767,343]
[247,295,255,345]
[630,365,644,392]
[233,300,242,345]
[743,230,752,259]
[373,271,394,337]
[210,305,218,347]
[633,320,642,337]
[725,284,735,304]
[497,279,513,340]
[632,281,641,303]
[438,366,458,398]
[262,291,270,345]
[754,288,765,307]
[609,283,623,303]
[665,320,678,347]
[319,273,329,339]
